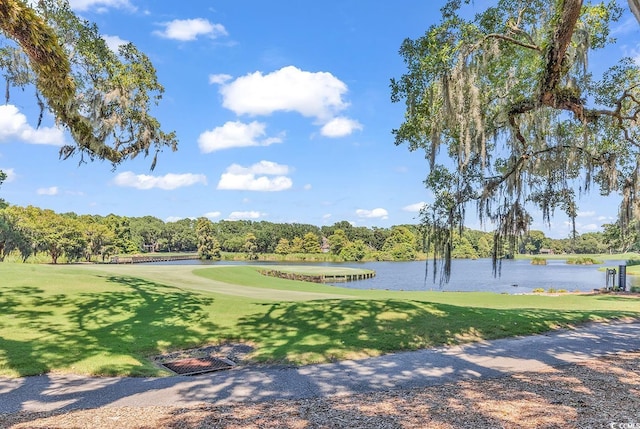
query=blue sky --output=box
[0,0,638,238]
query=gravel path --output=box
[2,351,639,428]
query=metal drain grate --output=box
[161,356,235,376]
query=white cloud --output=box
[577,210,596,218]
[356,208,389,219]
[204,211,221,219]
[304,184,312,190]
[217,161,292,192]
[227,160,290,175]
[320,117,363,138]
[227,211,263,220]
[562,220,602,234]
[112,171,207,190]
[165,216,184,223]
[37,186,59,196]
[102,34,128,52]
[219,66,349,121]
[154,18,227,41]
[322,213,332,220]
[402,202,427,212]
[68,0,135,12]
[198,121,283,153]
[209,74,233,85]
[0,168,16,183]
[218,174,292,192]
[0,105,65,146]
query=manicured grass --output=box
[517,252,638,261]
[0,263,638,377]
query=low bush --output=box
[566,257,602,265]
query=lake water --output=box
[149,258,631,294]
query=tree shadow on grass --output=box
[0,276,219,377]
[235,299,639,364]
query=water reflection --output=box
[334,259,627,294]
[151,258,629,294]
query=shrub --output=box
[547,287,557,293]
[631,286,640,293]
[532,288,545,293]
[531,257,547,265]
[626,259,640,267]
[566,257,602,265]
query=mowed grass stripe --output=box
[81,264,353,300]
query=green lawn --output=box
[0,262,638,378]
[516,252,639,261]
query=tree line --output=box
[0,202,631,264]
[0,204,428,263]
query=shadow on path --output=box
[1,319,638,420]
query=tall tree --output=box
[78,215,115,261]
[0,205,18,261]
[302,232,321,254]
[196,217,220,260]
[0,0,177,168]
[243,232,258,260]
[129,216,164,252]
[327,229,350,255]
[392,0,638,279]
[274,238,291,255]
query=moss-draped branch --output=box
[392,0,638,281]
[0,0,177,169]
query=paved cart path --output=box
[1,319,639,414]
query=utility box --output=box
[619,265,627,291]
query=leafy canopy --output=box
[391,0,640,280]
[0,0,177,169]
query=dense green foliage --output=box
[0,202,628,264]
[392,0,640,279]
[0,0,177,168]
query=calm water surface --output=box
[152,258,629,294]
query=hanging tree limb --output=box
[0,0,177,169]
[629,0,640,23]
[392,0,639,281]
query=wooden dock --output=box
[259,269,375,283]
[110,254,200,264]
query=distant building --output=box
[321,237,330,253]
